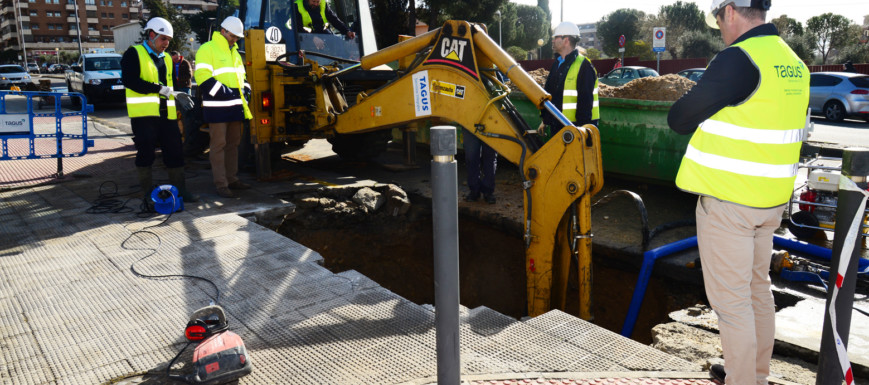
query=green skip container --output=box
[509,91,689,184]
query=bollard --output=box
[816,147,869,385]
[430,125,460,385]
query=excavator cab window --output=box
[240,0,364,68]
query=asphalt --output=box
[0,89,845,385]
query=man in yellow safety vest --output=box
[292,0,355,39]
[668,0,810,383]
[541,21,599,141]
[121,16,198,209]
[194,16,253,199]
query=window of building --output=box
[69,23,78,30]
[31,23,39,30]
[100,12,106,17]
[99,0,104,4]
[107,1,112,5]
[49,0,59,4]
[108,13,114,18]
[84,0,95,4]
[88,24,97,31]
[30,10,38,16]
[120,1,126,6]
[27,0,36,3]
[122,13,128,19]
[86,10,96,17]
[48,24,55,30]
[102,25,108,30]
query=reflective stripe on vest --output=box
[194,31,252,121]
[295,0,328,31]
[125,45,176,119]
[675,35,810,208]
[562,52,599,122]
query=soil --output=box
[599,74,696,101]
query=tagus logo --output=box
[3,119,24,126]
[773,63,804,78]
[440,38,468,61]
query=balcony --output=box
[19,15,28,21]
[3,6,13,13]
[85,4,95,10]
[67,16,76,22]
[129,6,138,12]
[86,17,96,23]
[65,4,74,10]
[88,30,98,36]
[16,2,26,8]
[68,29,79,36]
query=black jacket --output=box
[293,2,351,35]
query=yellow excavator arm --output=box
[246,21,603,318]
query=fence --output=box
[808,63,869,74]
[0,91,94,178]
[518,57,708,76]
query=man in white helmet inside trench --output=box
[121,16,198,210]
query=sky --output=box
[511,0,867,28]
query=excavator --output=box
[233,0,604,318]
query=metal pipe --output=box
[817,147,869,385]
[431,125,460,385]
[360,28,440,70]
[471,24,551,109]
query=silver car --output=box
[809,72,869,122]
[599,66,660,87]
[0,64,34,90]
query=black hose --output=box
[478,130,532,247]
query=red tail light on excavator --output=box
[262,91,273,111]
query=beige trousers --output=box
[696,196,783,385]
[208,121,243,188]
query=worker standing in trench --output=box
[667,0,810,383]
[540,21,599,141]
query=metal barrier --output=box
[0,90,94,178]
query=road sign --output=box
[653,27,666,53]
[618,35,625,48]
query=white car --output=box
[65,53,124,105]
[0,64,35,89]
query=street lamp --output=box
[537,39,544,59]
[494,10,501,47]
[55,48,60,64]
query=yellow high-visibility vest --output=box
[295,0,328,31]
[194,31,252,121]
[125,44,176,119]
[562,51,599,122]
[675,35,810,208]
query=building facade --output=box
[577,23,601,53]
[1,0,213,65]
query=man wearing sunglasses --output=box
[668,1,809,383]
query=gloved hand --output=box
[243,83,252,102]
[158,86,172,98]
[174,92,194,111]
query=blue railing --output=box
[0,90,94,177]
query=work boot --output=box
[137,167,154,212]
[167,167,200,203]
[228,180,251,190]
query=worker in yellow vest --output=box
[668,1,810,383]
[541,21,599,142]
[194,16,253,199]
[292,0,355,39]
[121,17,198,210]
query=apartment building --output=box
[577,22,601,53]
[1,0,213,65]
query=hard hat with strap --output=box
[144,17,173,38]
[220,16,244,38]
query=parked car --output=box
[809,72,869,122]
[26,63,40,74]
[599,66,659,87]
[676,68,705,82]
[65,53,124,105]
[0,64,35,89]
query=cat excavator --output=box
[235,0,603,318]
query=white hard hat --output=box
[706,0,770,29]
[145,17,173,38]
[221,16,244,38]
[552,21,580,37]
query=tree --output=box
[512,5,547,50]
[417,0,508,32]
[537,0,552,59]
[188,0,238,48]
[806,13,851,64]
[657,1,705,58]
[505,46,526,62]
[784,35,815,64]
[371,0,413,48]
[677,30,721,60]
[585,47,601,60]
[597,9,645,58]
[770,15,803,37]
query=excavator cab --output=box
[239,0,377,67]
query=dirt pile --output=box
[505,68,549,89]
[599,74,696,101]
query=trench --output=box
[275,190,705,344]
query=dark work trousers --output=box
[462,128,497,196]
[131,116,185,168]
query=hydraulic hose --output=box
[478,131,532,247]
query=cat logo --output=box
[439,38,468,61]
[425,36,478,79]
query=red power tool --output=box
[169,305,252,384]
